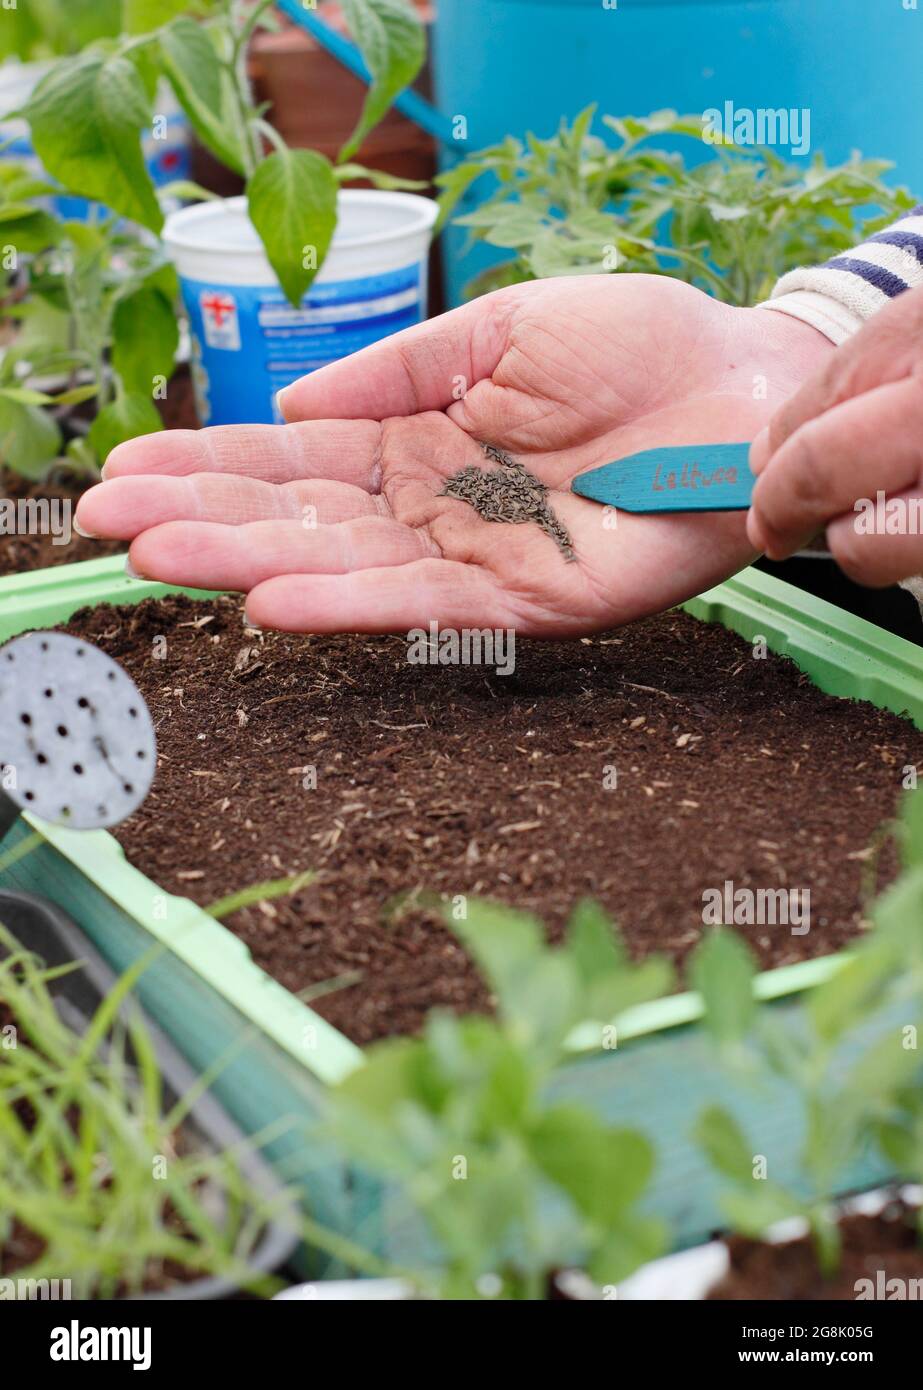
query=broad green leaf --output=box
[586,955,675,1025]
[339,0,425,162]
[565,899,626,981]
[448,900,543,1009]
[246,149,338,307]
[124,0,194,34]
[336,1035,425,1116]
[808,943,897,1043]
[88,391,162,463]
[875,1119,917,1170]
[589,1212,668,1287]
[0,395,61,479]
[52,383,100,407]
[0,210,62,253]
[159,18,247,176]
[421,1013,533,1128]
[112,287,179,396]
[720,1185,806,1238]
[27,52,162,232]
[803,1095,862,1191]
[68,0,124,49]
[689,927,756,1046]
[0,166,60,201]
[0,4,43,62]
[4,296,72,362]
[434,159,497,233]
[529,1105,655,1221]
[564,899,674,1022]
[846,1024,923,1103]
[694,1104,756,1183]
[0,386,55,406]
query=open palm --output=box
[77,274,832,634]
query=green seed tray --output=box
[0,553,917,1246]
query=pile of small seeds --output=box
[440,443,575,561]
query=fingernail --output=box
[243,610,262,632]
[746,511,766,554]
[749,427,771,477]
[124,559,147,580]
[73,519,99,539]
[275,386,292,420]
[100,462,112,481]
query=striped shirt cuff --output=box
[757,204,923,343]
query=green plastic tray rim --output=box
[3,554,922,1080]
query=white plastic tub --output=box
[163,191,438,426]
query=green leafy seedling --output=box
[438,107,917,304]
[690,809,923,1281]
[326,897,672,1298]
[21,0,427,307]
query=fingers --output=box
[72,472,380,536]
[277,291,514,422]
[128,518,437,591]
[102,421,382,489]
[245,558,510,633]
[827,487,923,588]
[75,474,382,539]
[753,285,923,467]
[747,377,923,559]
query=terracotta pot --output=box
[249,7,436,185]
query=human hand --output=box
[76,274,831,634]
[748,284,923,586]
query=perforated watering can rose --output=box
[0,631,155,833]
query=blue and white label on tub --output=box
[180,263,426,426]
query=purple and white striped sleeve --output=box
[758,204,923,344]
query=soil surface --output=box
[0,367,198,578]
[58,593,923,1046]
[709,1201,923,1299]
[0,467,125,577]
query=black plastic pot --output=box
[0,890,299,1301]
[757,556,923,646]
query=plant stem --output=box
[253,117,288,158]
[224,1,265,180]
[231,0,278,68]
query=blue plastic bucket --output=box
[163,191,438,426]
[433,0,923,304]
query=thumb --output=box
[277,288,516,423]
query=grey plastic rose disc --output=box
[0,632,156,830]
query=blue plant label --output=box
[180,263,427,426]
[572,444,755,513]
